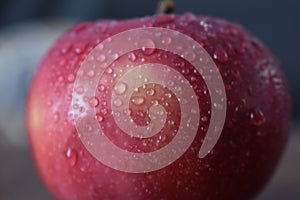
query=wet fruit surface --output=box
[27,13,291,199]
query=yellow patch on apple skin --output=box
[29,98,44,134]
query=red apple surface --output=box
[26,13,291,200]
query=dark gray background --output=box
[0,0,299,200]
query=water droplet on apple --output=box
[101,108,108,115]
[161,36,172,45]
[114,82,127,95]
[213,47,228,64]
[98,84,106,92]
[213,103,223,110]
[73,104,79,110]
[111,53,119,60]
[58,76,64,82]
[89,96,99,107]
[67,95,72,102]
[87,70,95,77]
[74,43,87,54]
[167,80,175,87]
[113,98,123,107]
[124,109,132,116]
[131,96,145,105]
[97,54,106,62]
[96,114,104,122]
[182,51,196,62]
[96,43,104,51]
[67,74,75,82]
[142,39,156,55]
[146,88,155,96]
[249,108,265,126]
[201,116,208,122]
[65,148,78,167]
[101,101,107,106]
[165,93,172,98]
[181,68,190,75]
[60,43,72,55]
[76,86,84,94]
[106,67,113,74]
[128,52,137,62]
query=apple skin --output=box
[26,13,291,200]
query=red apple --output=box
[26,13,291,200]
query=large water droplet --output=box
[65,148,78,167]
[114,82,127,95]
[249,108,265,126]
[131,96,145,105]
[142,39,156,55]
[89,96,99,107]
[128,52,137,62]
[213,47,228,64]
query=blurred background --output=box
[0,0,299,199]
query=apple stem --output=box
[157,0,175,14]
